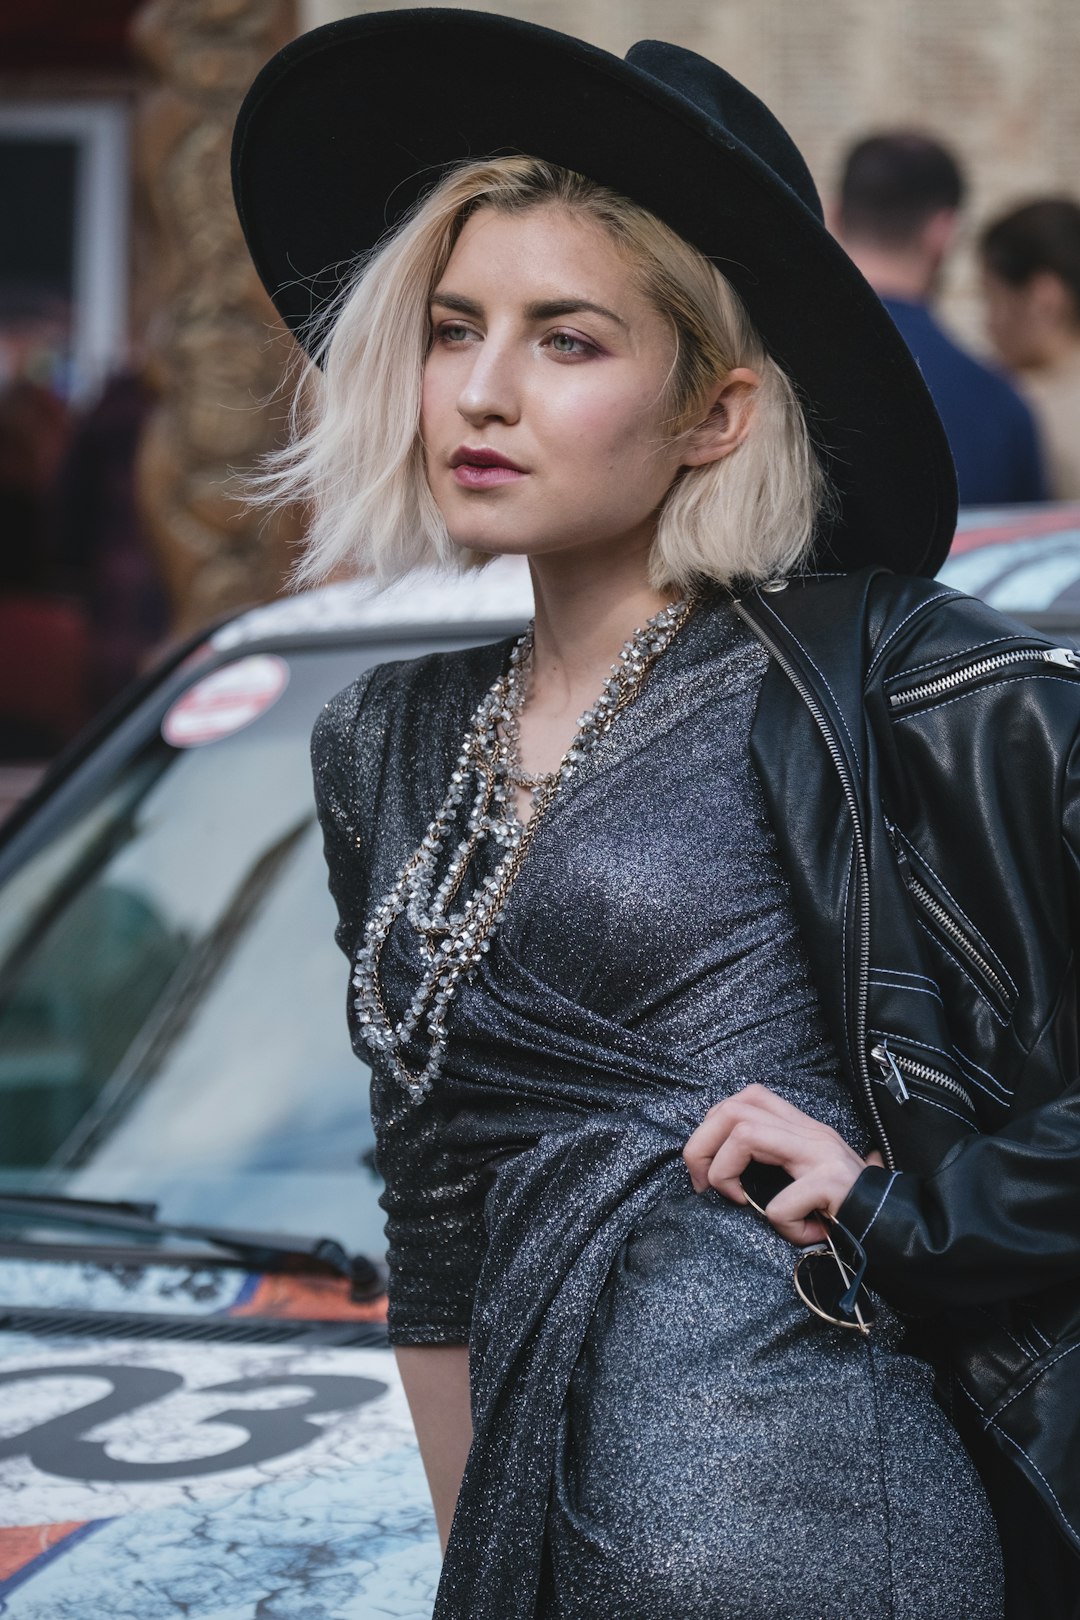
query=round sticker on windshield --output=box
[162,654,290,748]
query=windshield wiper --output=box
[0,1193,383,1300]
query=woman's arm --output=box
[396,1344,473,1550]
[683,1079,1080,1313]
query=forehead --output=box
[438,204,638,298]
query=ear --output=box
[680,367,761,469]
[920,208,958,263]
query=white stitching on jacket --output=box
[991,1337,1080,1422]
[857,1170,899,1241]
[914,917,1010,1027]
[955,1378,1072,1525]
[890,671,1080,722]
[870,1026,1012,1102]
[975,1306,1040,1361]
[868,966,941,989]
[880,631,1025,686]
[893,824,1018,1000]
[867,1070,975,1127]
[757,595,863,772]
[864,591,965,682]
[952,1043,1014,1093]
[868,975,944,1004]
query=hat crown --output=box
[625,39,824,224]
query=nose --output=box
[456,334,521,428]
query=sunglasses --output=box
[739,1161,876,1337]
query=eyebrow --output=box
[429,291,628,330]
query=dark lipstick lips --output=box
[449,447,526,471]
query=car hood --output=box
[0,1256,439,1619]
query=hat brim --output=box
[232,8,957,576]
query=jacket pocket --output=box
[869,1035,977,1118]
[883,818,1016,1019]
[886,642,1080,713]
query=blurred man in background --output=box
[835,131,1047,506]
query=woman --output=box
[980,198,1080,500]
[233,14,1080,1618]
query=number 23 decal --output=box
[0,1365,387,1482]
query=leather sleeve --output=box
[839,716,1080,1313]
[839,1112,1080,1313]
[311,680,487,1346]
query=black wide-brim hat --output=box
[232,8,957,576]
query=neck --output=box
[1026,324,1080,373]
[842,241,936,304]
[526,532,676,708]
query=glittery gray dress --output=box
[311,596,1003,1620]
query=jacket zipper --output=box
[884,819,1013,1010]
[870,1038,976,1114]
[889,645,1080,711]
[731,598,895,1170]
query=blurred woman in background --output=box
[980,198,1080,499]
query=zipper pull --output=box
[1043,647,1080,669]
[883,817,912,885]
[870,1040,911,1104]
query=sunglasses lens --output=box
[794,1249,876,1332]
[739,1161,793,1213]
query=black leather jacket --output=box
[736,567,1080,1590]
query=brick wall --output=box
[300,0,1080,348]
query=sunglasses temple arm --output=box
[832,1218,870,1318]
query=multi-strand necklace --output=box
[351,596,695,1100]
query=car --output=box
[0,505,1078,1617]
[939,502,1080,638]
[0,556,532,1619]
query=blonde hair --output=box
[257,156,831,591]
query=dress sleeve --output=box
[838,717,1080,1313]
[310,676,487,1345]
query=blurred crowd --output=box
[833,132,1080,507]
[2,127,1080,768]
[0,359,167,764]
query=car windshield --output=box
[0,638,455,1257]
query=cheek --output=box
[420,347,469,437]
[985,289,1028,359]
[544,378,667,467]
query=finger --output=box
[727,1083,832,1127]
[774,1212,830,1246]
[765,1178,838,1243]
[866,1150,885,1168]
[683,1102,777,1193]
[683,1087,803,1190]
[702,1116,809,1203]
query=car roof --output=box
[211,505,1080,656]
[940,503,1080,624]
[210,555,535,653]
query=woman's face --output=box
[421,205,690,567]
[981,269,1038,371]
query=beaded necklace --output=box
[351,596,694,1099]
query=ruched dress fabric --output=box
[311,596,1003,1620]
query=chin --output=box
[446,532,538,560]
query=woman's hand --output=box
[683,1083,884,1246]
